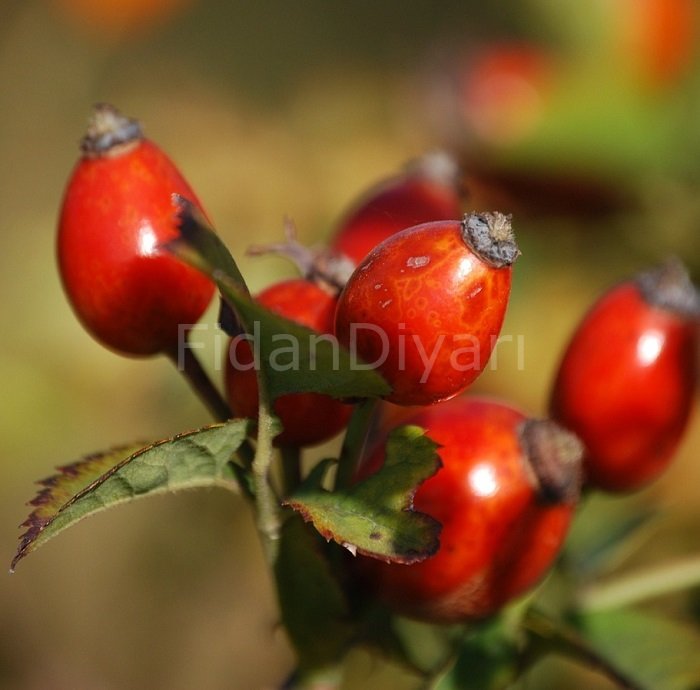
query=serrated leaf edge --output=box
[11,423,241,572]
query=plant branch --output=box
[280,446,302,496]
[165,335,231,422]
[577,553,700,612]
[252,383,283,564]
[165,335,255,473]
[523,609,642,690]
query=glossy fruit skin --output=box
[58,111,215,357]
[354,397,579,623]
[330,153,463,266]
[334,214,516,406]
[549,269,699,492]
[225,279,353,447]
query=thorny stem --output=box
[334,398,379,490]
[577,553,700,612]
[523,609,642,690]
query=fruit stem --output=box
[523,609,642,690]
[165,341,255,478]
[334,398,378,490]
[577,552,700,612]
[165,338,232,422]
[280,446,303,496]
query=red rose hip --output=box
[57,103,215,356]
[225,278,353,447]
[354,396,583,622]
[330,151,464,266]
[334,212,519,406]
[549,259,699,492]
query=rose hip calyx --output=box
[80,103,143,158]
[636,257,700,318]
[518,419,584,505]
[246,218,354,294]
[404,149,462,189]
[462,211,520,268]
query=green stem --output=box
[523,609,641,690]
[280,446,302,496]
[334,398,379,490]
[577,553,700,612]
[252,386,282,565]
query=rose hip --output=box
[334,212,519,406]
[330,152,463,266]
[57,103,215,356]
[226,278,353,447]
[354,396,582,622]
[549,259,699,492]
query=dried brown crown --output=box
[80,103,143,157]
[461,211,520,268]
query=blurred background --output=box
[0,0,698,688]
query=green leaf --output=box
[563,493,661,580]
[387,615,462,678]
[429,617,520,690]
[274,515,353,675]
[353,605,432,677]
[171,195,249,293]
[577,554,700,613]
[575,608,700,690]
[285,425,442,564]
[166,200,391,401]
[11,420,250,571]
[523,608,638,690]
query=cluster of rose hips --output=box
[57,104,698,628]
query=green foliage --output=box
[274,515,354,673]
[16,129,700,690]
[166,200,391,401]
[285,425,442,564]
[563,493,661,580]
[429,617,520,690]
[575,608,700,690]
[11,420,250,571]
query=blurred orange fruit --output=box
[617,0,696,88]
[458,43,557,146]
[52,0,193,36]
